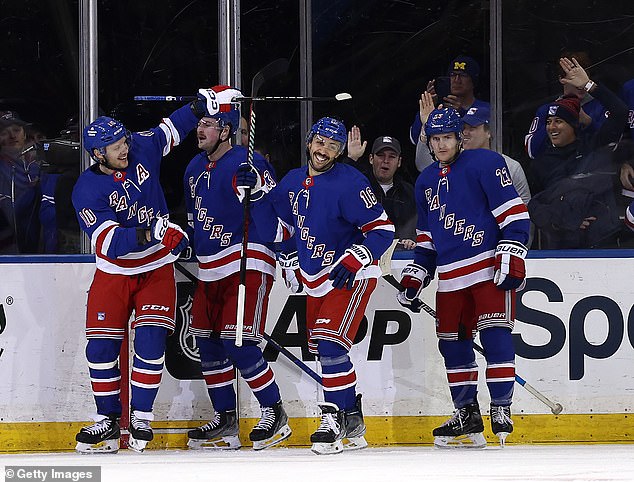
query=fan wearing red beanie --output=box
[527,57,629,249]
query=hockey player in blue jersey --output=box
[72,87,222,454]
[397,107,530,448]
[183,86,291,451]
[237,117,395,455]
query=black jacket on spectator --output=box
[528,83,629,249]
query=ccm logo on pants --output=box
[141,305,170,312]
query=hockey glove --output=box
[329,244,373,290]
[493,240,528,291]
[151,217,189,256]
[396,263,431,312]
[191,88,220,118]
[278,251,303,293]
[234,163,265,202]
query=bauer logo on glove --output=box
[279,251,303,293]
[328,244,373,290]
[396,263,432,312]
[493,240,527,291]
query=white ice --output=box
[2,445,634,482]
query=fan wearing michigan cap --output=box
[409,55,490,148]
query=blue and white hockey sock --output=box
[130,326,167,413]
[197,336,236,412]
[480,327,515,406]
[86,338,123,417]
[438,339,478,409]
[318,340,356,410]
[225,340,281,408]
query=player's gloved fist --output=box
[493,240,527,291]
[396,263,431,312]
[329,244,373,290]
[278,251,303,293]
[234,163,265,202]
[151,217,189,256]
[191,88,220,118]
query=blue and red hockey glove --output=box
[493,240,528,291]
[150,217,189,256]
[396,263,431,312]
[329,244,373,290]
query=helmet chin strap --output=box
[206,136,231,159]
[205,127,231,158]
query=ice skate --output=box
[187,410,241,450]
[490,404,513,447]
[75,415,120,454]
[343,394,368,451]
[249,401,292,450]
[128,410,154,453]
[310,402,345,455]
[433,402,486,449]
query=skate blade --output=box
[434,433,487,449]
[311,440,344,455]
[75,439,119,454]
[188,436,242,450]
[496,431,511,447]
[128,435,151,453]
[343,435,368,451]
[252,424,292,450]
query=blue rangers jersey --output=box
[259,162,394,297]
[72,104,197,275]
[184,145,277,281]
[413,148,530,292]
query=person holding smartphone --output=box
[409,55,491,150]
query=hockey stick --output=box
[236,58,291,347]
[380,247,564,415]
[133,93,352,103]
[174,262,323,384]
[262,332,322,385]
[235,98,255,347]
[232,93,352,102]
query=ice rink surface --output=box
[2,445,634,482]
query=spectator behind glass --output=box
[528,57,629,249]
[346,126,416,250]
[38,118,81,253]
[524,51,609,160]
[0,111,42,253]
[409,55,490,146]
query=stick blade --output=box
[378,239,399,278]
[335,92,352,101]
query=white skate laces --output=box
[315,411,341,435]
[491,405,513,426]
[253,406,276,431]
[84,417,114,435]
